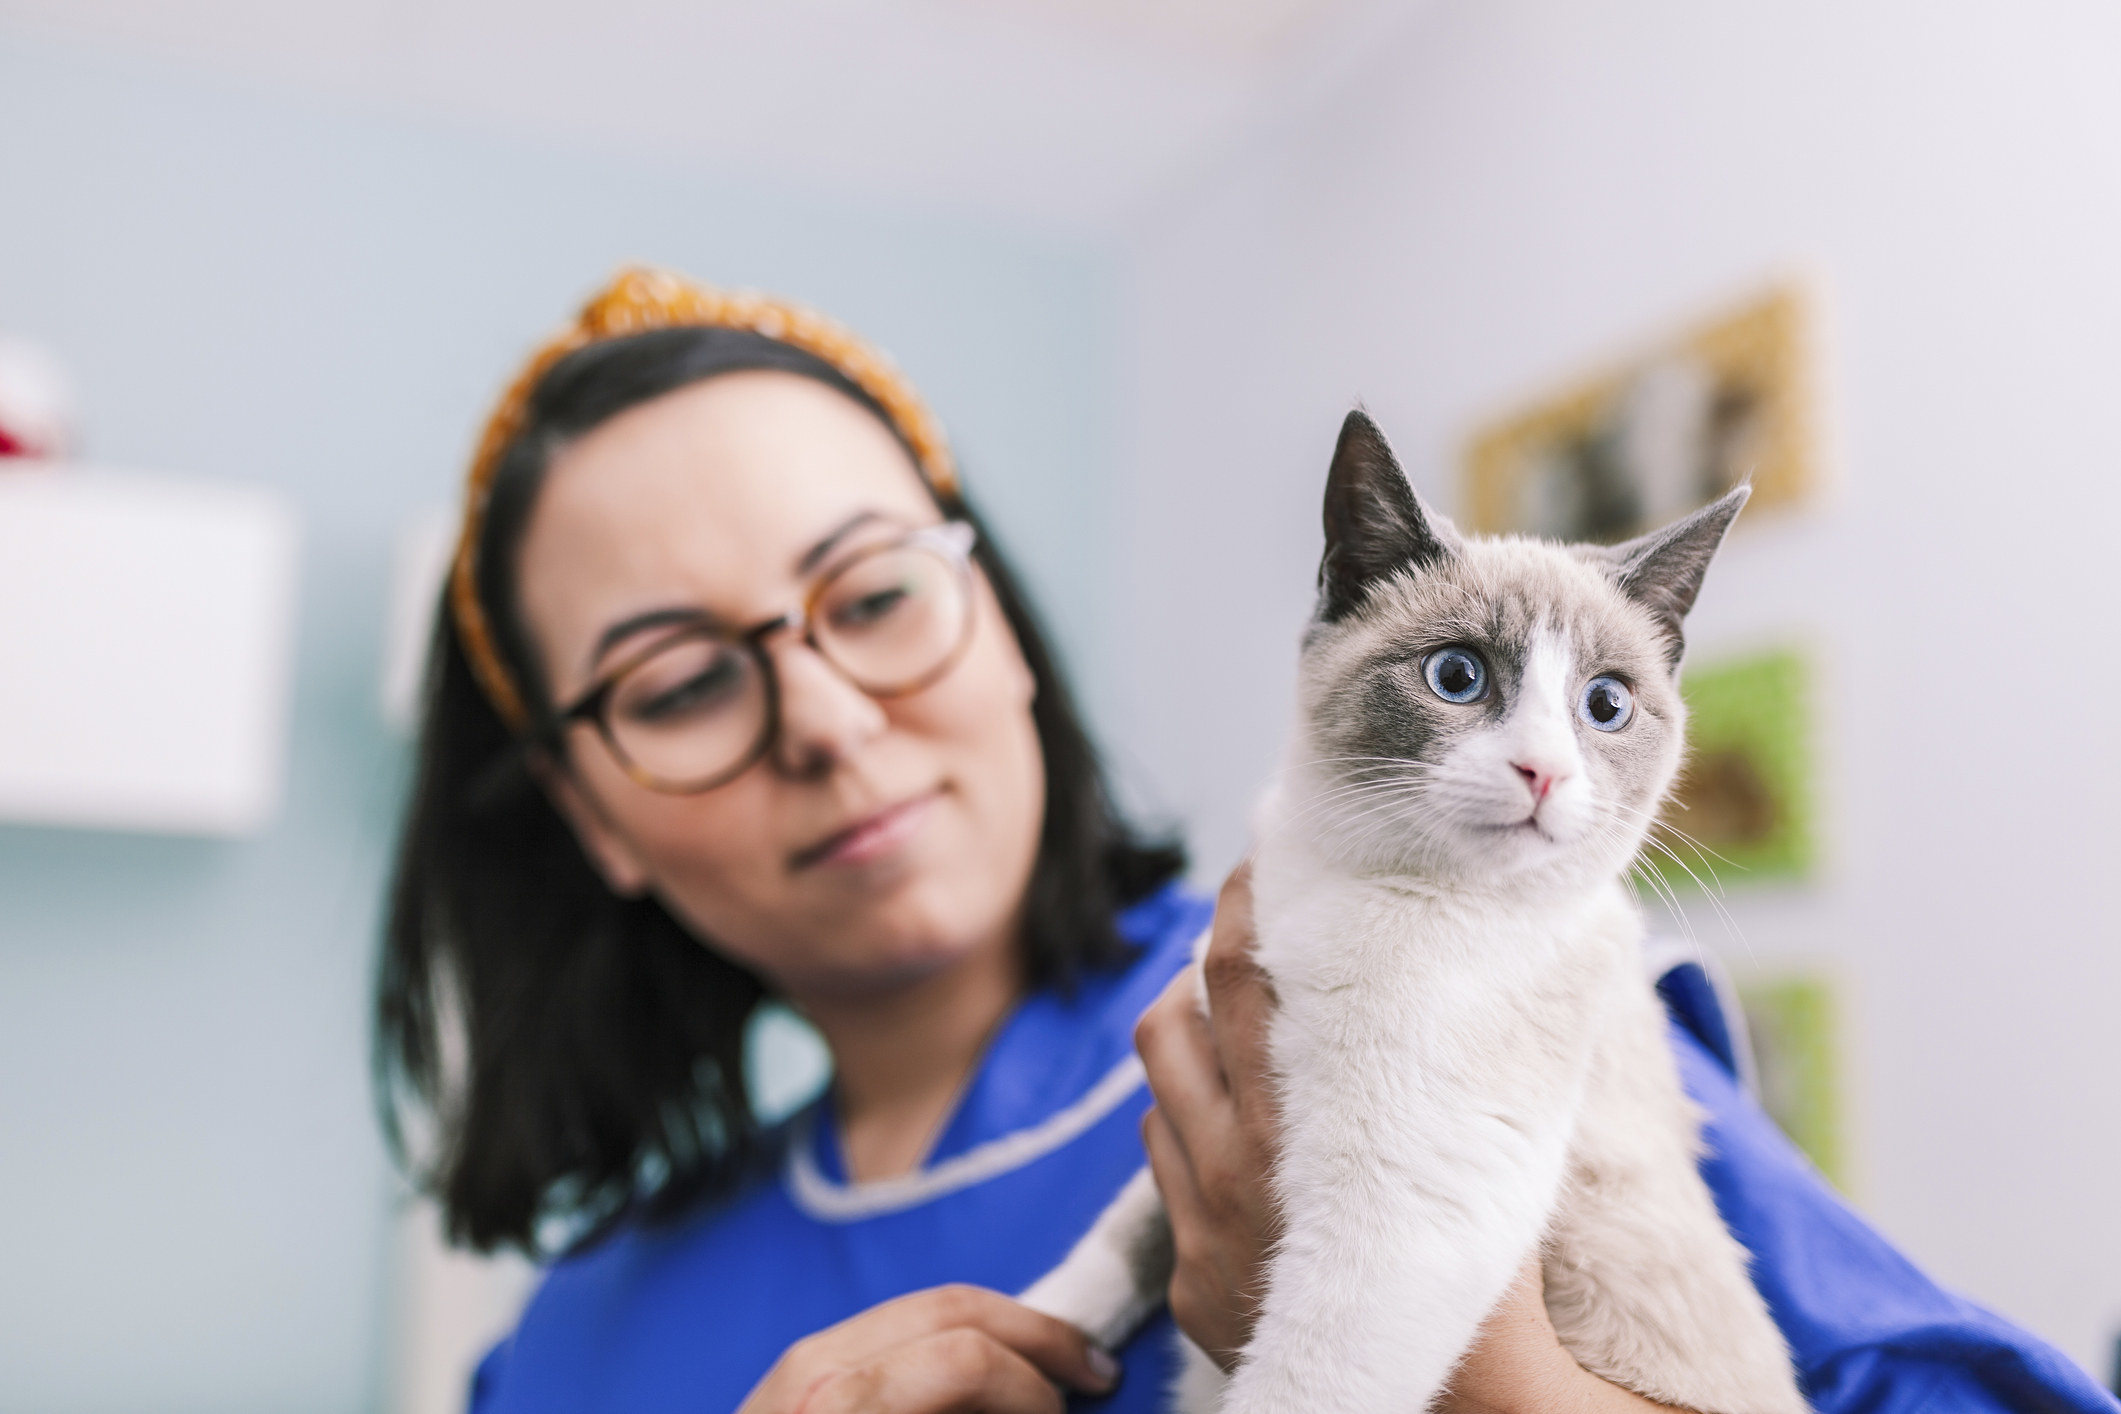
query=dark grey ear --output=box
[1608,485,1750,666]
[1318,409,1459,622]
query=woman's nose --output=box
[767,638,888,778]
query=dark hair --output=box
[374,327,1184,1254]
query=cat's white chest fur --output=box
[1198,812,1803,1414]
[1216,820,1632,1413]
[1031,826,1804,1414]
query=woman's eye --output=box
[1422,647,1488,704]
[830,583,912,629]
[631,657,744,723]
[1579,675,1634,732]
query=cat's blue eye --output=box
[1580,675,1634,732]
[1422,647,1488,704]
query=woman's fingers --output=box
[1133,968,1223,1169]
[1201,861,1278,1130]
[1134,864,1277,1180]
[849,1286,1118,1391]
[740,1285,1118,1413]
[800,1329,1067,1414]
[1130,861,1287,1372]
[1146,1095,1265,1369]
[1143,1102,1247,1365]
[1141,1104,1207,1244]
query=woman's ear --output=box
[534,755,655,898]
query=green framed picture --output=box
[1739,973,1848,1191]
[1645,647,1816,895]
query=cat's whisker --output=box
[1601,801,1737,899]
[1327,787,1435,843]
[1581,809,1713,970]
[1580,806,1699,941]
[1326,805,1430,848]
[1290,766,1442,800]
[1649,819,1750,877]
[1627,853,1704,967]
[1594,801,1730,903]
[1629,857,1683,928]
[1605,799,1748,882]
[1284,764,1440,803]
[1259,758,1442,826]
[1634,832,1752,959]
[1333,784,1467,849]
[1286,779,1435,830]
[1308,786,1432,816]
[1281,767,1433,801]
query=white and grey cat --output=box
[1023,411,1804,1414]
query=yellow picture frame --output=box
[1463,285,1821,542]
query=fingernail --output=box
[1086,1345,1121,1388]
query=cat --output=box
[1022,410,1804,1414]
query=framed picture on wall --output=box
[1462,284,1821,543]
[1647,647,1818,893]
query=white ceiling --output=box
[0,0,1430,233]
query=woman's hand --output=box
[736,1284,1120,1414]
[1441,1258,1683,1414]
[1133,863,1281,1368]
[1138,868,1682,1412]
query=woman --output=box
[377,267,2116,1414]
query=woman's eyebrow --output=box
[797,510,885,576]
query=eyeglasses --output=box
[548,521,979,794]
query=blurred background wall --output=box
[1,0,2117,1410]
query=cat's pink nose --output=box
[1513,762,1563,800]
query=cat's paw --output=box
[1017,1263,1108,1333]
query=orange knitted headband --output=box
[449,265,961,734]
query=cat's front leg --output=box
[1220,1159,1554,1412]
[1019,1166,1174,1353]
[1216,998,1581,1414]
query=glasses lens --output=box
[813,543,971,693]
[604,633,768,788]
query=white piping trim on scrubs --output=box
[784,941,1743,1222]
[785,1053,1148,1222]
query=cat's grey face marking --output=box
[1292,411,1746,890]
[1302,545,1684,885]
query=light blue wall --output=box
[0,30,1120,1413]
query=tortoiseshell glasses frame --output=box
[547,521,979,794]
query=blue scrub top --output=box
[472,885,2117,1414]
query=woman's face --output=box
[514,371,1045,1000]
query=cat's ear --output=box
[1319,409,1459,623]
[1607,485,1750,667]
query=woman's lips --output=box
[791,791,941,870]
